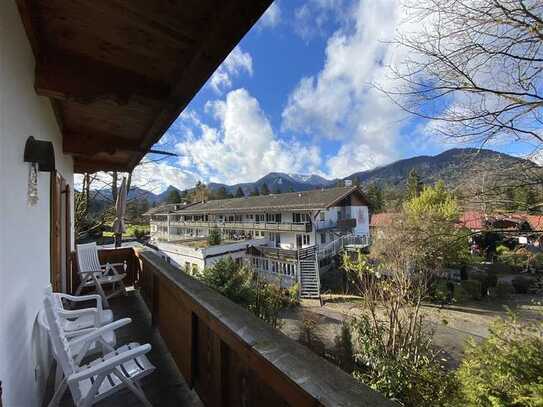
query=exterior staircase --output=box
[317,233,368,260]
[297,246,320,299]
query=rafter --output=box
[35,52,171,104]
[74,158,129,174]
[63,131,142,155]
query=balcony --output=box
[62,245,392,406]
[168,220,312,233]
[316,218,357,231]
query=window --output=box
[255,214,265,223]
[303,234,310,245]
[266,213,282,223]
[319,212,325,221]
[191,264,198,274]
[184,262,191,273]
[320,233,326,244]
[293,213,309,223]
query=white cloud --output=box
[73,162,199,194]
[209,46,253,94]
[283,0,412,178]
[176,88,322,184]
[293,0,349,41]
[259,2,281,29]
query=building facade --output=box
[147,186,370,298]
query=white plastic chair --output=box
[43,295,155,407]
[52,292,114,334]
[75,243,127,307]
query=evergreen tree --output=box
[215,186,229,199]
[288,186,295,192]
[260,183,270,195]
[235,187,245,198]
[250,187,260,196]
[406,169,423,200]
[366,183,384,213]
[166,189,182,204]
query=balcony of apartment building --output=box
[54,244,392,407]
[168,215,313,233]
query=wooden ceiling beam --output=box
[74,158,130,174]
[63,131,141,155]
[35,52,171,104]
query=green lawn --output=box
[102,223,149,237]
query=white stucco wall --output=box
[0,3,74,406]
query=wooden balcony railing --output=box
[167,220,312,233]
[137,249,393,407]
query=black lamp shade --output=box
[23,136,55,172]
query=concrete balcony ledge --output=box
[139,250,393,406]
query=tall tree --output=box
[260,183,270,195]
[366,183,384,213]
[166,189,182,204]
[386,0,543,147]
[234,186,245,198]
[406,169,423,200]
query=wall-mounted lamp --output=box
[23,136,55,207]
[23,136,55,172]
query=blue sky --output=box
[132,0,538,193]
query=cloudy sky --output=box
[128,0,536,193]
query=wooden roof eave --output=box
[16,0,273,173]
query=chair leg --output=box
[48,378,67,407]
[93,275,109,308]
[74,281,84,296]
[112,370,153,407]
[54,362,63,391]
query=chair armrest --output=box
[69,318,132,347]
[68,343,151,383]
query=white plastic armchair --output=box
[75,242,127,307]
[52,292,114,335]
[43,295,155,407]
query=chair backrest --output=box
[43,292,82,400]
[77,242,102,274]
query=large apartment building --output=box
[146,185,370,298]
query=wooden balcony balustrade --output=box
[167,219,312,233]
[69,245,392,406]
[137,249,392,406]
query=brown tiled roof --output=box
[370,213,398,227]
[458,211,543,231]
[143,202,195,216]
[175,186,368,214]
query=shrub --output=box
[489,282,513,299]
[512,276,533,294]
[346,316,457,406]
[207,228,222,246]
[496,244,510,256]
[456,314,543,406]
[288,283,300,305]
[199,257,255,307]
[133,228,145,239]
[430,279,450,304]
[453,284,469,303]
[470,272,498,297]
[199,258,290,328]
[461,279,482,300]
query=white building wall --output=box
[0,3,74,406]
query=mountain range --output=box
[94,148,539,204]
